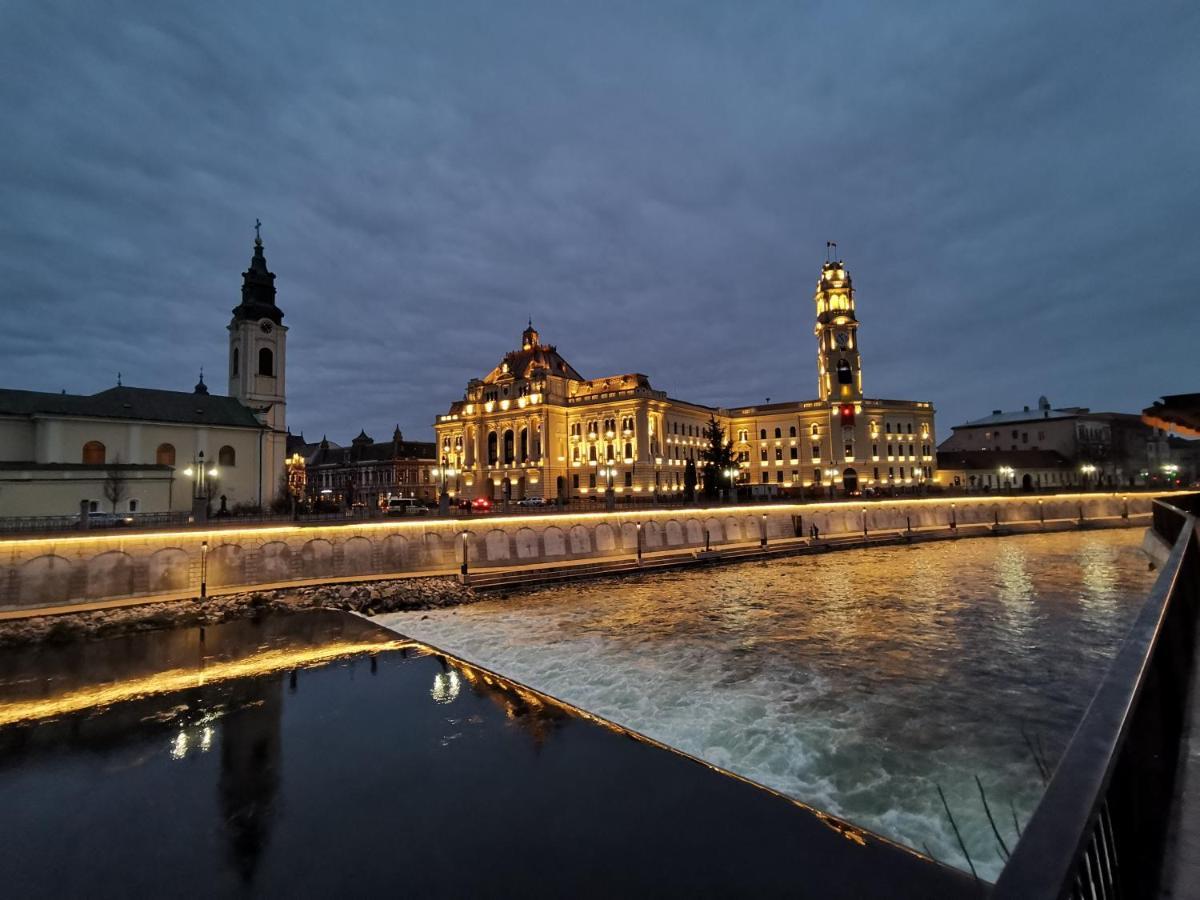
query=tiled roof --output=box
[0,386,264,428]
[482,343,583,383]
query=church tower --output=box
[813,251,863,404]
[228,223,287,502]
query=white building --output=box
[0,231,288,518]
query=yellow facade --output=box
[437,257,936,500]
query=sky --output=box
[1,1,1197,445]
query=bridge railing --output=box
[992,493,1200,899]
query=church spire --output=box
[232,220,282,325]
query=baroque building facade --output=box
[435,255,936,501]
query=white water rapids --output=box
[380,529,1154,880]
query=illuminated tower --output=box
[813,250,862,404]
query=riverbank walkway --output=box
[0,509,1146,622]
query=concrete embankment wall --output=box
[0,493,1154,610]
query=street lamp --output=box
[433,460,459,515]
[599,462,618,511]
[1080,463,1097,490]
[999,465,1015,493]
[1162,463,1180,485]
[825,467,839,500]
[723,466,739,503]
[182,451,219,522]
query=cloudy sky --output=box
[1,1,1196,444]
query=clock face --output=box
[835,331,849,349]
[260,321,273,334]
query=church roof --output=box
[0,386,265,429]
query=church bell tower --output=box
[229,222,287,500]
[813,250,863,405]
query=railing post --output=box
[636,522,643,565]
[760,514,768,549]
[200,539,208,599]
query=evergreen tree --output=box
[683,458,697,502]
[699,414,738,499]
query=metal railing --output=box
[993,494,1200,898]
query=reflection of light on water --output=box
[996,545,1033,605]
[169,724,217,761]
[1078,542,1119,611]
[431,671,461,704]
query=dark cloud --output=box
[1,0,1196,443]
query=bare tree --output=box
[103,456,128,513]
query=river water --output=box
[380,529,1156,880]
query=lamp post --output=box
[1080,463,1097,490]
[825,467,839,500]
[183,451,219,523]
[433,461,458,516]
[1163,463,1180,486]
[999,465,1015,493]
[600,462,617,511]
[723,466,739,504]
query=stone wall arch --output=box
[149,548,189,594]
[380,534,410,573]
[543,527,566,556]
[209,544,245,587]
[18,554,74,607]
[595,522,616,553]
[300,539,334,578]
[485,529,511,562]
[259,541,293,582]
[341,536,375,575]
[619,522,639,549]
[685,519,703,544]
[424,533,446,565]
[664,520,684,546]
[87,550,136,599]
[515,528,539,559]
[569,525,591,555]
[703,518,724,543]
[724,517,743,541]
[642,521,663,548]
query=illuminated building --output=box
[288,428,436,507]
[435,254,936,500]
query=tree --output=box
[699,414,738,499]
[103,457,128,513]
[683,458,697,502]
[269,471,293,515]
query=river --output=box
[380,528,1155,880]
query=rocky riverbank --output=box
[0,577,475,648]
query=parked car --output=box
[84,511,134,527]
[470,497,493,513]
[516,496,547,508]
[386,497,427,517]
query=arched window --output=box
[487,432,498,465]
[759,429,767,440]
[82,441,105,465]
[218,445,236,466]
[774,427,782,439]
[811,424,820,438]
[503,429,514,464]
[519,428,528,462]
[836,359,853,384]
[789,426,797,438]
[624,441,633,460]
[232,347,239,376]
[258,347,274,377]
[155,443,176,466]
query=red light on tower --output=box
[839,404,855,426]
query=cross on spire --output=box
[254,218,262,244]
[826,240,837,262]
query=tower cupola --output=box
[522,320,540,350]
[232,220,283,325]
[813,248,863,404]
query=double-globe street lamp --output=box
[825,466,840,500]
[998,465,1015,493]
[432,461,459,515]
[598,462,618,511]
[723,466,739,503]
[183,450,219,522]
[1080,463,1098,490]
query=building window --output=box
[624,441,633,459]
[589,474,596,488]
[759,429,767,440]
[572,474,579,489]
[836,359,853,384]
[844,442,853,459]
[790,447,798,460]
[156,443,176,466]
[128,499,138,513]
[775,447,783,461]
[738,429,748,442]
[774,427,782,439]
[760,448,768,462]
[218,445,236,467]
[761,472,769,483]
[813,469,821,483]
[789,426,797,437]
[811,424,819,438]
[232,346,239,376]
[83,441,105,465]
[811,445,820,461]
[776,471,784,483]
[624,472,632,487]
[89,500,99,512]
[258,347,274,377]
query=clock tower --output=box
[813,252,863,405]
[229,224,287,499]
